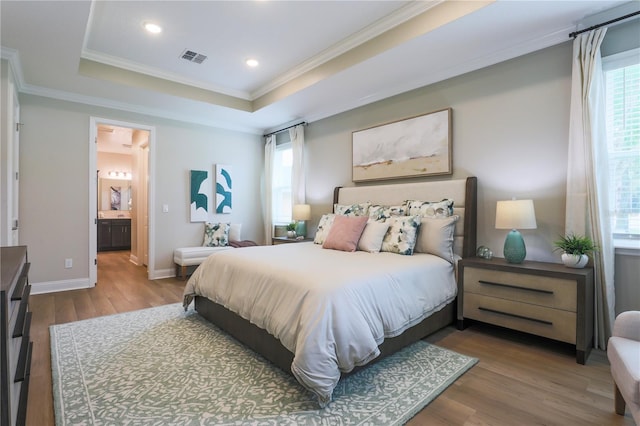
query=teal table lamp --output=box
[495,199,537,263]
[292,204,311,237]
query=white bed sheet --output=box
[183,242,457,406]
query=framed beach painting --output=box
[352,108,452,182]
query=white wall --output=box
[18,94,263,287]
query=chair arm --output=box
[613,311,640,341]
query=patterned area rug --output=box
[50,303,477,425]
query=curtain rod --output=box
[569,10,640,38]
[263,121,307,138]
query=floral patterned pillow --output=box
[313,214,336,245]
[406,199,454,218]
[333,202,371,216]
[368,203,408,222]
[380,215,421,255]
[202,222,230,247]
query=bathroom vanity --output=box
[97,218,131,251]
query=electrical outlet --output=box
[65,258,73,269]
[162,204,169,213]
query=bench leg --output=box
[614,383,626,415]
[175,263,187,280]
[181,265,188,280]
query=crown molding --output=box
[19,82,262,134]
[1,47,25,91]
[80,48,252,100]
[303,25,573,124]
[250,1,442,99]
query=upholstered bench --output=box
[175,223,258,280]
[174,246,232,280]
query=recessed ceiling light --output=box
[246,59,259,68]
[143,22,162,34]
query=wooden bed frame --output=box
[194,176,477,375]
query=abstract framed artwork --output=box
[190,170,211,222]
[215,164,232,214]
[352,108,452,182]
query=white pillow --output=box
[414,215,459,263]
[229,223,242,241]
[357,222,390,253]
[313,214,336,245]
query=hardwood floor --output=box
[26,251,633,425]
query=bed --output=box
[183,176,477,406]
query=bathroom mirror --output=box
[99,178,131,211]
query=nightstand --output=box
[457,257,594,364]
[272,236,313,245]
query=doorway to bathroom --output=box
[89,117,156,285]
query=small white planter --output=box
[287,230,296,238]
[561,253,588,268]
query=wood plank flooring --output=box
[26,251,634,425]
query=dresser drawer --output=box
[464,293,577,344]
[464,267,577,312]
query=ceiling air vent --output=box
[181,49,207,64]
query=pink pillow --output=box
[322,215,368,252]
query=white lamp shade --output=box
[495,199,537,230]
[292,204,311,221]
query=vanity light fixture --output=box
[143,22,162,34]
[107,171,132,180]
[246,58,259,68]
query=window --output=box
[272,143,292,224]
[604,49,640,240]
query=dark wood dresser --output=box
[1,246,32,426]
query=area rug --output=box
[50,303,477,425]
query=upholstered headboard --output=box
[333,177,477,258]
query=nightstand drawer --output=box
[464,293,577,344]
[464,267,577,312]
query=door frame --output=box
[89,117,156,284]
[10,88,20,245]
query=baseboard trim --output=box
[31,278,94,294]
[31,270,176,293]
[149,268,175,280]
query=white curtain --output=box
[566,28,615,349]
[263,135,276,245]
[289,124,306,205]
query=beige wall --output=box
[304,41,638,314]
[9,35,638,313]
[18,94,263,288]
[307,42,572,263]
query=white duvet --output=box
[182,242,457,406]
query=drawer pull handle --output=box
[478,306,553,326]
[478,280,553,295]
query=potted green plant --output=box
[553,233,597,268]
[286,222,297,238]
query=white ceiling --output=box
[1,0,636,135]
